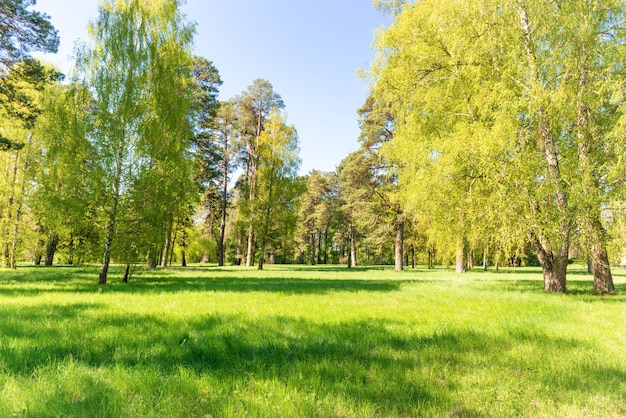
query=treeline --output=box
[2,0,626,294]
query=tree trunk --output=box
[466,248,474,271]
[44,233,58,266]
[161,220,173,267]
[218,146,229,267]
[483,248,488,271]
[394,219,404,271]
[309,232,316,265]
[323,227,329,264]
[411,245,416,269]
[350,226,357,268]
[455,240,466,273]
[532,234,568,293]
[246,225,254,267]
[591,244,613,294]
[123,263,131,283]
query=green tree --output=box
[0,0,59,71]
[76,0,195,284]
[210,100,238,266]
[234,79,284,267]
[370,0,626,292]
[0,59,61,268]
[252,110,301,270]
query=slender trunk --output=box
[483,248,488,271]
[317,231,322,265]
[246,225,255,267]
[309,232,316,265]
[411,245,416,269]
[323,227,329,264]
[467,248,474,271]
[181,249,187,267]
[44,233,58,266]
[394,218,404,271]
[218,172,227,267]
[161,220,173,267]
[168,225,177,266]
[235,228,243,265]
[33,234,43,265]
[455,239,466,273]
[123,263,131,283]
[350,227,357,268]
[98,199,117,284]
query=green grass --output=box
[0,264,624,417]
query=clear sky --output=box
[31,0,388,175]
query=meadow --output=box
[0,264,624,417]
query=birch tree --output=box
[76,0,195,283]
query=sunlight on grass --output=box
[0,264,624,417]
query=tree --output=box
[234,79,284,267]
[186,56,222,265]
[369,0,626,292]
[210,100,238,266]
[32,82,99,267]
[76,0,195,284]
[0,0,59,72]
[252,110,301,270]
[0,59,61,268]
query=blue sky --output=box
[32,0,388,174]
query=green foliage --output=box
[369,0,626,288]
[0,265,624,416]
[0,0,59,71]
[75,0,197,279]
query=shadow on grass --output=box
[1,303,624,416]
[0,265,416,297]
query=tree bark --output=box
[44,233,58,266]
[246,225,255,267]
[309,232,316,265]
[394,218,404,271]
[455,240,466,273]
[532,234,568,293]
[161,220,173,267]
[350,226,357,268]
[123,263,131,283]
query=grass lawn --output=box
[0,263,624,417]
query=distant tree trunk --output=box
[394,219,404,271]
[411,245,416,269]
[181,249,187,267]
[66,236,75,265]
[428,246,435,269]
[161,220,173,267]
[33,235,43,265]
[587,257,594,274]
[317,231,322,265]
[309,232,316,265]
[44,233,59,266]
[323,228,329,264]
[455,240,466,273]
[246,225,255,267]
[218,148,229,267]
[168,225,177,266]
[466,248,474,271]
[123,263,131,283]
[235,228,243,265]
[483,248,488,271]
[350,227,357,268]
